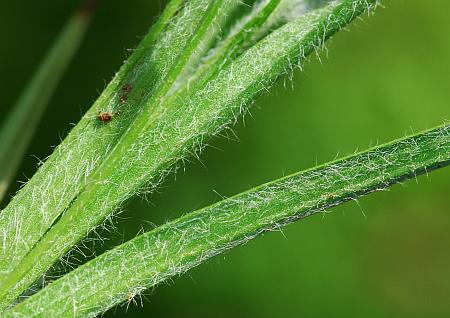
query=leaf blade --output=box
[6,123,449,318]
[0,0,378,308]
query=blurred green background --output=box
[1,0,449,317]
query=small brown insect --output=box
[97,111,119,123]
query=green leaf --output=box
[6,124,449,318]
[0,4,93,203]
[0,0,378,308]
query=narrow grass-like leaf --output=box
[0,4,93,203]
[0,0,377,308]
[6,124,449,318]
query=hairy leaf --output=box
[5,124,448,318]
[0,0,378,308]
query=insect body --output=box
[97,111,119,123]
